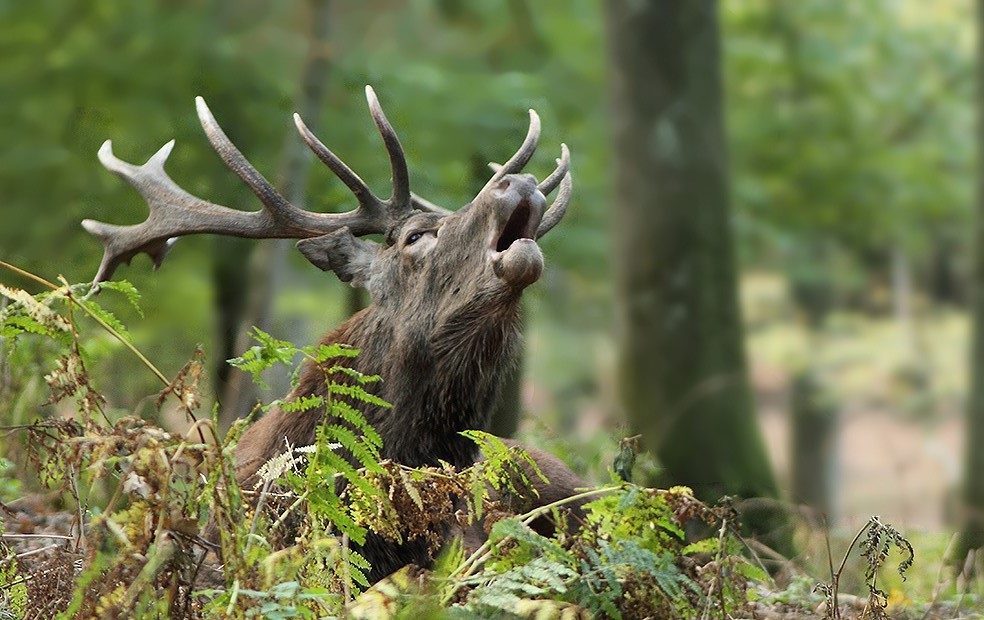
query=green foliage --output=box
[0,459,22,505]
[727,0,973,308]
[460,430,546,520]
[434,485,757,619]
[0,532,27,620]
[0,283,74,344]
[229,328,388,553]
[228,327,317,390]
[0,269,807,618]
[0,274,153,424]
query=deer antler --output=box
[86,87,572,283]
[536,144,572,239]
[488,140,572,239]
[293,86,450,221]
[85,89,415,284]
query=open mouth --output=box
[495,199,535,252]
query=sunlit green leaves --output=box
[726,0,973,260]
[228,327,301,388]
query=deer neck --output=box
[304,298,523,468]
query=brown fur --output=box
[229,175,582,583]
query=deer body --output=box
[86,87,578,583]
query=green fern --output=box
[0,284,73,343]
[230,328,393,583]
[0,532,27,620]
[227,327,302,389]
[0,267,780,618]
[461,430,547,521]
[96,280,143,317]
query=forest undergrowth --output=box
[0,265,957,618]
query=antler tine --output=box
[293,112,386,212]
[410,192,453,215]
[86,137,271,283]
[477,109,541,196]
[365,86,411,212]
[196,97,302,227]
[486,143,571,239]
[498,109,541,176]
[537,143,570,195]
[493,108,540,180]
[536,170,572,240]
[84,142,178,283]
[296,109,449,222]
[199,97,389,235]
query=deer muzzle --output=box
[489,174,546,289]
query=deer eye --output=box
[405,231,424,245]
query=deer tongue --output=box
[492,238,543,289]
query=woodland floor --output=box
[1,331,978,618]
[753,363,962,532]
[2,385,977,619]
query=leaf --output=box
[0,284,72,335]
[326,382,391,409]
[98,280,143,317]
[327,365,383,384]
[398,467,424,511]
[282,394,325,413]
[77,298,131,343]
[682,538,719,556]
[735,559,770,582]
[227,327,300,389]
[304,342,359,362]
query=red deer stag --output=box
[84,87,583,582]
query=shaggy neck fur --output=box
[233,292,523,483]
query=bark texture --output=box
[605,0,788,550]
[956,0,984,566]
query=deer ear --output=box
[296,229,379,288]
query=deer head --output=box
[85,86,570,294]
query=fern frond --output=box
[324,364,382,384]
[282,394,325,414]
[329,401,383,449]
[305,342,359,363]
[0,285,73,338]
[76,298,131,343]
[326,382,390,409]
[97,280,143,317]
[227,327,299,389]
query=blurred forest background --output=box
[2,0,983,583]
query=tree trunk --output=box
[605,0,789,553]
[218,0,334,430]
[928,233,964,306]
[891,243,919,358]
[790,370,838,522]
[955,0,984,568]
